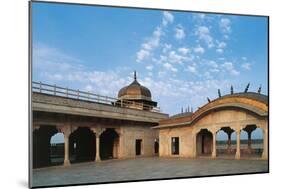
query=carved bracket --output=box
[91,127,106,137]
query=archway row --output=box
[195,124,264,158]
[33,126,120,168]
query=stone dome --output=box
[118,72,152,101]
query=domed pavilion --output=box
[116,71,157,111]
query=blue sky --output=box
[32,2,268,127]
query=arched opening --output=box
[216,127,236,158]
[69,127,96,163]
[196,129,213,157]
[50,133,64,166]
[240,125,263,158]
[251,127,264,157]
[100,128,119,160]
[154,139,159,154]
[33,126,58,168]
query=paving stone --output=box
[32,157,268,187]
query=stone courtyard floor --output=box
[32,157,268,187]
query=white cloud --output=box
[217,41,227,49]
[175,25,185,40]
[241,62,251,70]
[242,57,247,61]
[162,43,172,53]
[178,47,190,55]
[34,44,240,115]
[136,27,162,63]
[84,84,94,92]
[216,41,226,54]
[210,68,220,73]
[163,62,178,72]
[196,13,206,20]
[221,62,240,76]
[216,48,224,54]
[220,18,231,34]
[193,45,205,54]
[146,65,153,71]
[186,65,197,73]
[136,49,150,62]
[195,26,214,48]
[158,71,166,77]
[162,11,174,26]
[168,51,187,64]
[207,60,218,68]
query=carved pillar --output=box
[91,127,105,162]
[212,131,217,158]
[114,128,122,159]
[192,130,198,158]
[96,135,101,162]
[235,129,241,159]
[227,132,232,153]
[61,126,71,166]
[262,129,268,159]
[64,133,70,166]
[247,131,252,153]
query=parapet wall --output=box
[32,92,168,123]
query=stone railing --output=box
[32,81,160,113]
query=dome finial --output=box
[134,70,137,80]
[258,85,262,94]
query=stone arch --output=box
[195,128,213,157]
[49,131,65,166]
[215,126,236,157]
[240,124,264,158]
[69,127,96,163]
[33,125,58,168]
[100,128,119,160]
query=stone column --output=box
[192,130,198,158]
[91,127,105,162]
[262,129,268,159]
[227,132,232,153]
[64,133,70,166]
[212,131,217,158]
[247,131,252,153]
[95,135,101,162]
[235,130,241,159]
[62,127,71,166]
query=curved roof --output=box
[118,79,152,99]
[118,72,154,102]
[155,92,268,129]
[217,92,268,105]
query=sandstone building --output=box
[32,73,268,168]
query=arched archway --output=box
[196,129,213,157]
[100,128,119,160]
[50,132,64,166]
[154,139,159,154]
[33,125,58,168]
[251,127,264,157]
[240,125,264,158]
[215,127,236,158]
[69,127,96,163]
